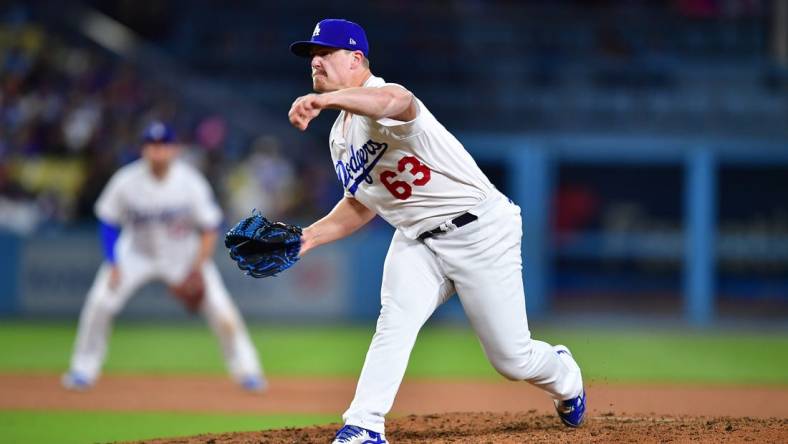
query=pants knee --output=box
[492,359,525,381]
[91,298,116,317]
[487,340,536,381]
[375,307,423,342]
[215,314,238,337]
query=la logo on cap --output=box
[150,123,166,138]
[312,24,321,37]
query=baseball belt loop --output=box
[439,221,455,233]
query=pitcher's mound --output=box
[135,411,787,443]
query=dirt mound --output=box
[133,411,787,444]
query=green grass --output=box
[0,321,787,384]
[1,321,787,443]
[0,411,336,444]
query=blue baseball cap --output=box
[142,121,176,144]
[290,19,369,58]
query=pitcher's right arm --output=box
[299,197,375,256]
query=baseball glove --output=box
[224,210,302,278]
[168,268,205,313]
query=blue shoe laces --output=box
[335,425,364,442]
[334,425,385,443]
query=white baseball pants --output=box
[67,252,262,383]
[343,193,583,433]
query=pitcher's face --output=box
[309,47,357,92]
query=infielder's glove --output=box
[168,268,205,314]
[224,210,302,278]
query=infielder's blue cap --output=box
[290,19,369,58]
[142,121,176,144]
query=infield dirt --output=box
[2,374,786,443]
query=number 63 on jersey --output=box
[380,155,431,200]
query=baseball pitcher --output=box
[282,19,585,444]
[279,19,588,443]
[62,121,265,392]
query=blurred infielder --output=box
[62,121,265,392]
[287,19,586,443]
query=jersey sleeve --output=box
[190,170,223,230]
[365,83,425,140]
[94,172,126,225]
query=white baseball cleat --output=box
[332,424,387,444]
[61,371,94,391]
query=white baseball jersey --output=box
[329,75,497,239]
[95,159,222,260]
[331,76,583,434]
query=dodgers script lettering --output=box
[335,139,388,195]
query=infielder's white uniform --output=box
[331,76,583,432]
[67,159,262,384]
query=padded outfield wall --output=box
[1,134,787,325]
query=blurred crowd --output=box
[0,12,338,235]
[0,0,782,239]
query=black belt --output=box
[417,212,478,241]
